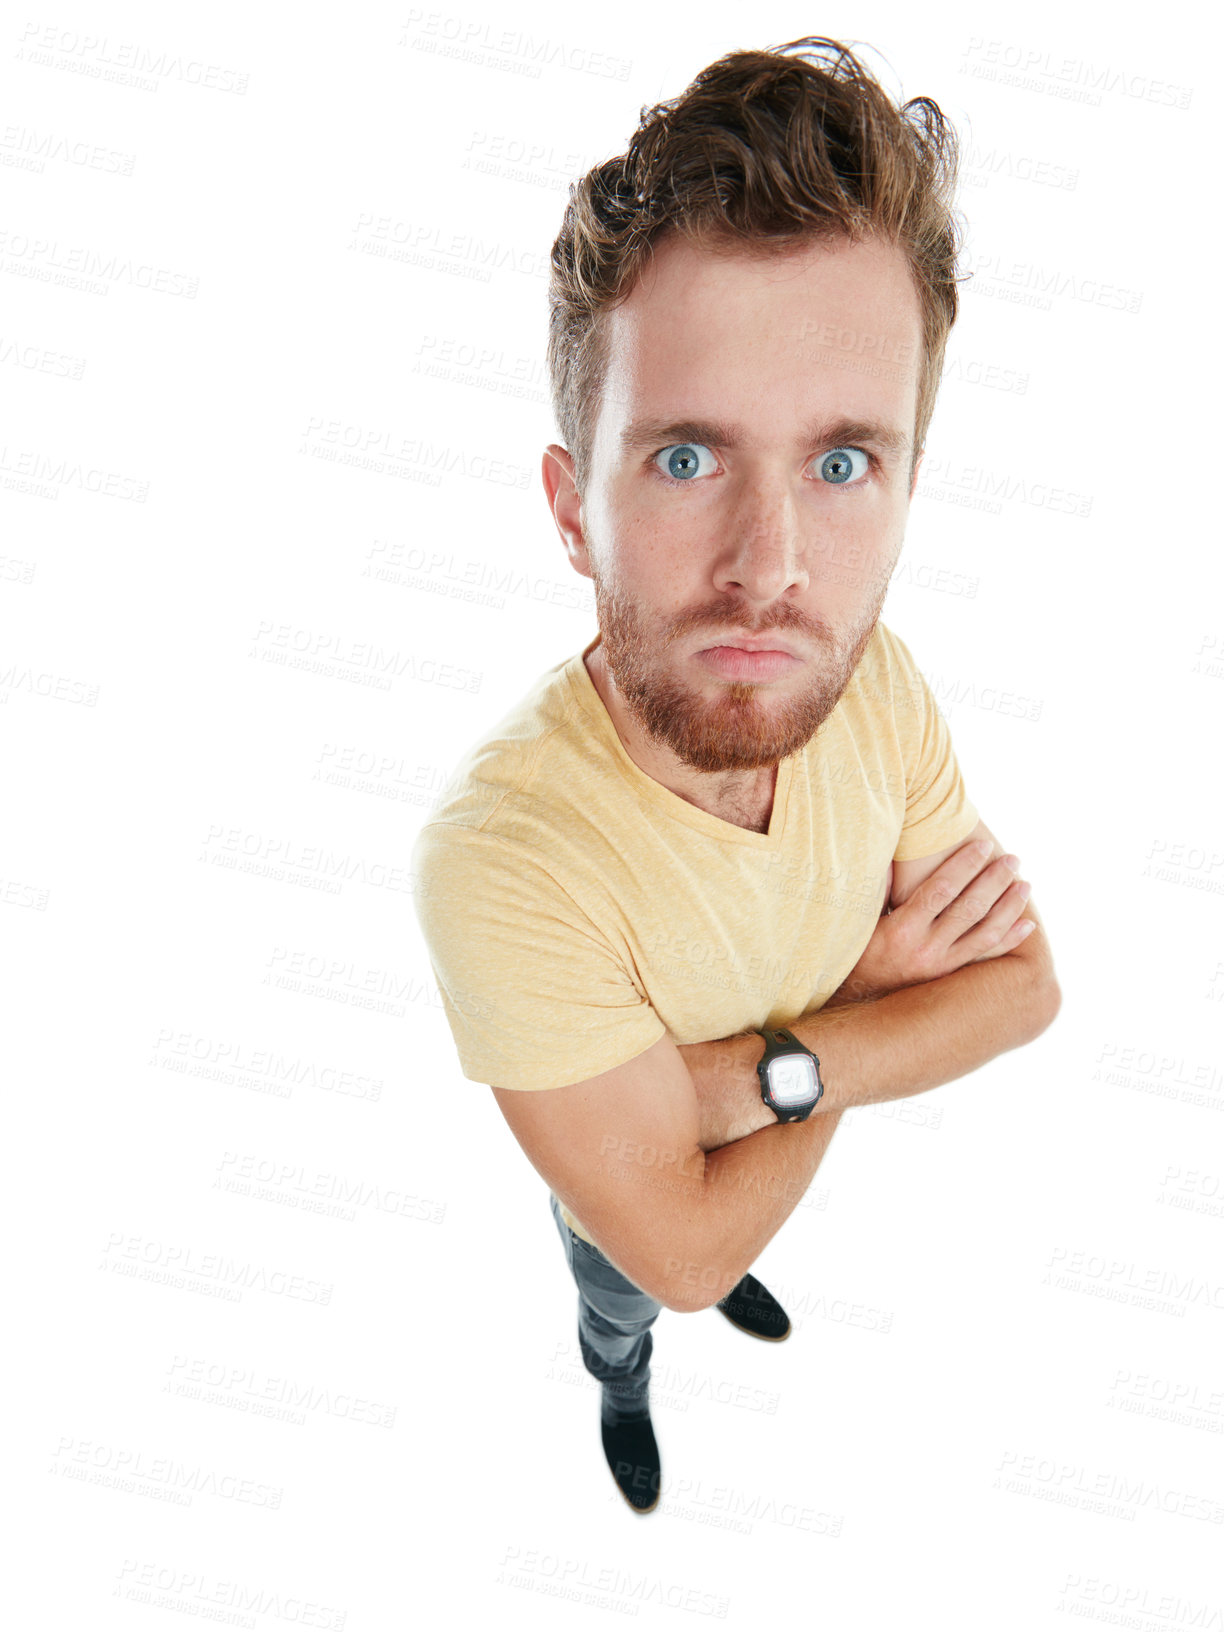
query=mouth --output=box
[694,644,801,683]
[695,636,801,659]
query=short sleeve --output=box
[885,629,979,861]
[411,822,667,1092]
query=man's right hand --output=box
[832,839,1034,1003]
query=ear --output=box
[542,444,593,579]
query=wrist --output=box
[682,1033,777,1150]
[827,973,888,1008]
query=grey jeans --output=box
[549,1191,663,1424]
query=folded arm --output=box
[683,818,1060,1149]
[485,822,1059,1315]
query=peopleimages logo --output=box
[1044,1245,1224,1315]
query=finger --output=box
[898,837,998,922]
[948,880,1033,960]
[934,855,1024,937]
[967,916,1037,964]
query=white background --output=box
[5,2,1222,1628]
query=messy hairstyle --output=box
[547,36,966,498]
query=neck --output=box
[584,640,778,831]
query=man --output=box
[411,36,1060,1515]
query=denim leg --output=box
[549,1191,663,1423]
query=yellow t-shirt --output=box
[411,620,977,1248]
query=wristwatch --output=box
[755,1027,824,1123]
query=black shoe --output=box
[716,1272,791,1341]
[600,1410,661,1514]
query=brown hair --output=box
[547,36,966,499]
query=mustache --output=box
[662,602,824,642]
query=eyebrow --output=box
[619,414,912,466]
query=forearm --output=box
[685,944,1056,1145]
[795,946,1058,1111]
[683,1031,778,1151]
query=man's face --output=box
[562,230,925,774]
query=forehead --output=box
[593,232,924,462]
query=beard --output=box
[588,566,891,774]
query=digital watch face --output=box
[770,1055,818,1105]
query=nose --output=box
[710,488,810,605]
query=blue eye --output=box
[650,442,873,487]
[653,443,717,483]
[819,447,870,485]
